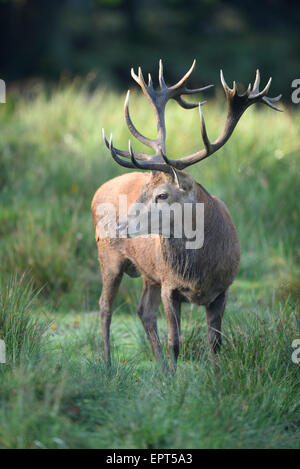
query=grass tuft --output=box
[0,275,51,366]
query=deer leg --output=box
[161,288,182,372]
[138,281,165,364]
[205,290,228,354]
[98,248,125,366]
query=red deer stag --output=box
[91,60,281,371]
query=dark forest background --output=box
[0,0,299,99]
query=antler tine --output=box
[102,127,110,148]
[170,59,196,90]
[262,94,282,112]
[183,84,214,95]
[109,134,136,169]
[129,140,144,169]
[131,66,149,98]
[167,60,213,109]
[252,69,260,95]
[199,103,211,155]
[148,73,153,88]
[174,96,201,110]
[130,67,139,85]
[159,59,167,89]
[138,67,147,90]
[257,76,272,98]
[124,91,157,150]
[248,69,272,99]
[102,128,151,161]
[240,83,252,97]
[220,69,233,93]
[131,66,154,105]
[103,128,130,158]
[163,68,282,170]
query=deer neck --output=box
[160,182,214,281]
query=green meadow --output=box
[0,81,299,448]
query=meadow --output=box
[0,79,299,448]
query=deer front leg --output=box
[98,248,125,366]
[205,289,228,354]
[161,287,182,372]
[138,281,166,367]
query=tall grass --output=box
[0,293,299,448]
[0,275,50,365]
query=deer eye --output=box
[155,193,168,203]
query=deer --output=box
[91,60,281,372]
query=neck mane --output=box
[161,237,200,281]
[160,182,219,281]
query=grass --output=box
[0,79,299,448]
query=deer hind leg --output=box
[161,287,182,372]
[205,289,228,354]
[137,281,165,365]
[98,246,125,366]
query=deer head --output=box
[102,60,282,238]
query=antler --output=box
[102,65,282,173]
[102,59,213,173]
[162,69,282,169]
